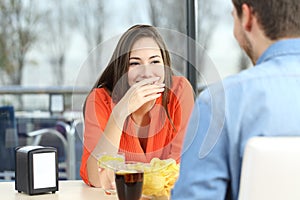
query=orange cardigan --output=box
[80,76,194,185]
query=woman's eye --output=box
[151,60,161,64]
[129,62,140,66]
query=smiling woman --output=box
[79,24,195,190]
[128,37,165,86]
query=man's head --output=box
[232,0,300,64]
[232,0,300,40]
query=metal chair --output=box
[238,136,300,200]
[27,121,70,179]
[66,118,84,180]
[26,118,84,180]
[0,106,18,180]
[0,105,74,180]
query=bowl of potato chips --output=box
[98,155,179,199]
[131,158,180,199]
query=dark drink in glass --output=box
[115,170,144,200]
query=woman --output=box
[80,24,194,188]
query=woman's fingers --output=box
[126,87,164,114]
[133,76,161,88]
[135,83,165,97]
[117,77,165,115]
[99,169,115,191]
[129,82,164,101]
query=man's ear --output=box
[241,3,253,31]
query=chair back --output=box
[69,119,84,180]
[0,106,18,178]
[238,136,300,200]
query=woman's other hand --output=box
[99,168,116,194]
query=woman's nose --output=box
[140,65,153,78]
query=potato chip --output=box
[142,158,180,198]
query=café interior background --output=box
[0,0,251,113]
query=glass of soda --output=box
[115,163,144,200]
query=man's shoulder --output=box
[198,67,262,102]
[220,65,273,94]
[224,67,258,86]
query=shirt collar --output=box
[257,38,300,65]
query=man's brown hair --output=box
[232,0,300,40]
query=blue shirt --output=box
[171,38,300,200]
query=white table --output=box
[0,180,117,200]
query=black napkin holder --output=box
[15,146,58,195]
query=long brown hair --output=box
[83,24,174,125]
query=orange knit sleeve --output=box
[80,88,113,185]
[168,76,194,163]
